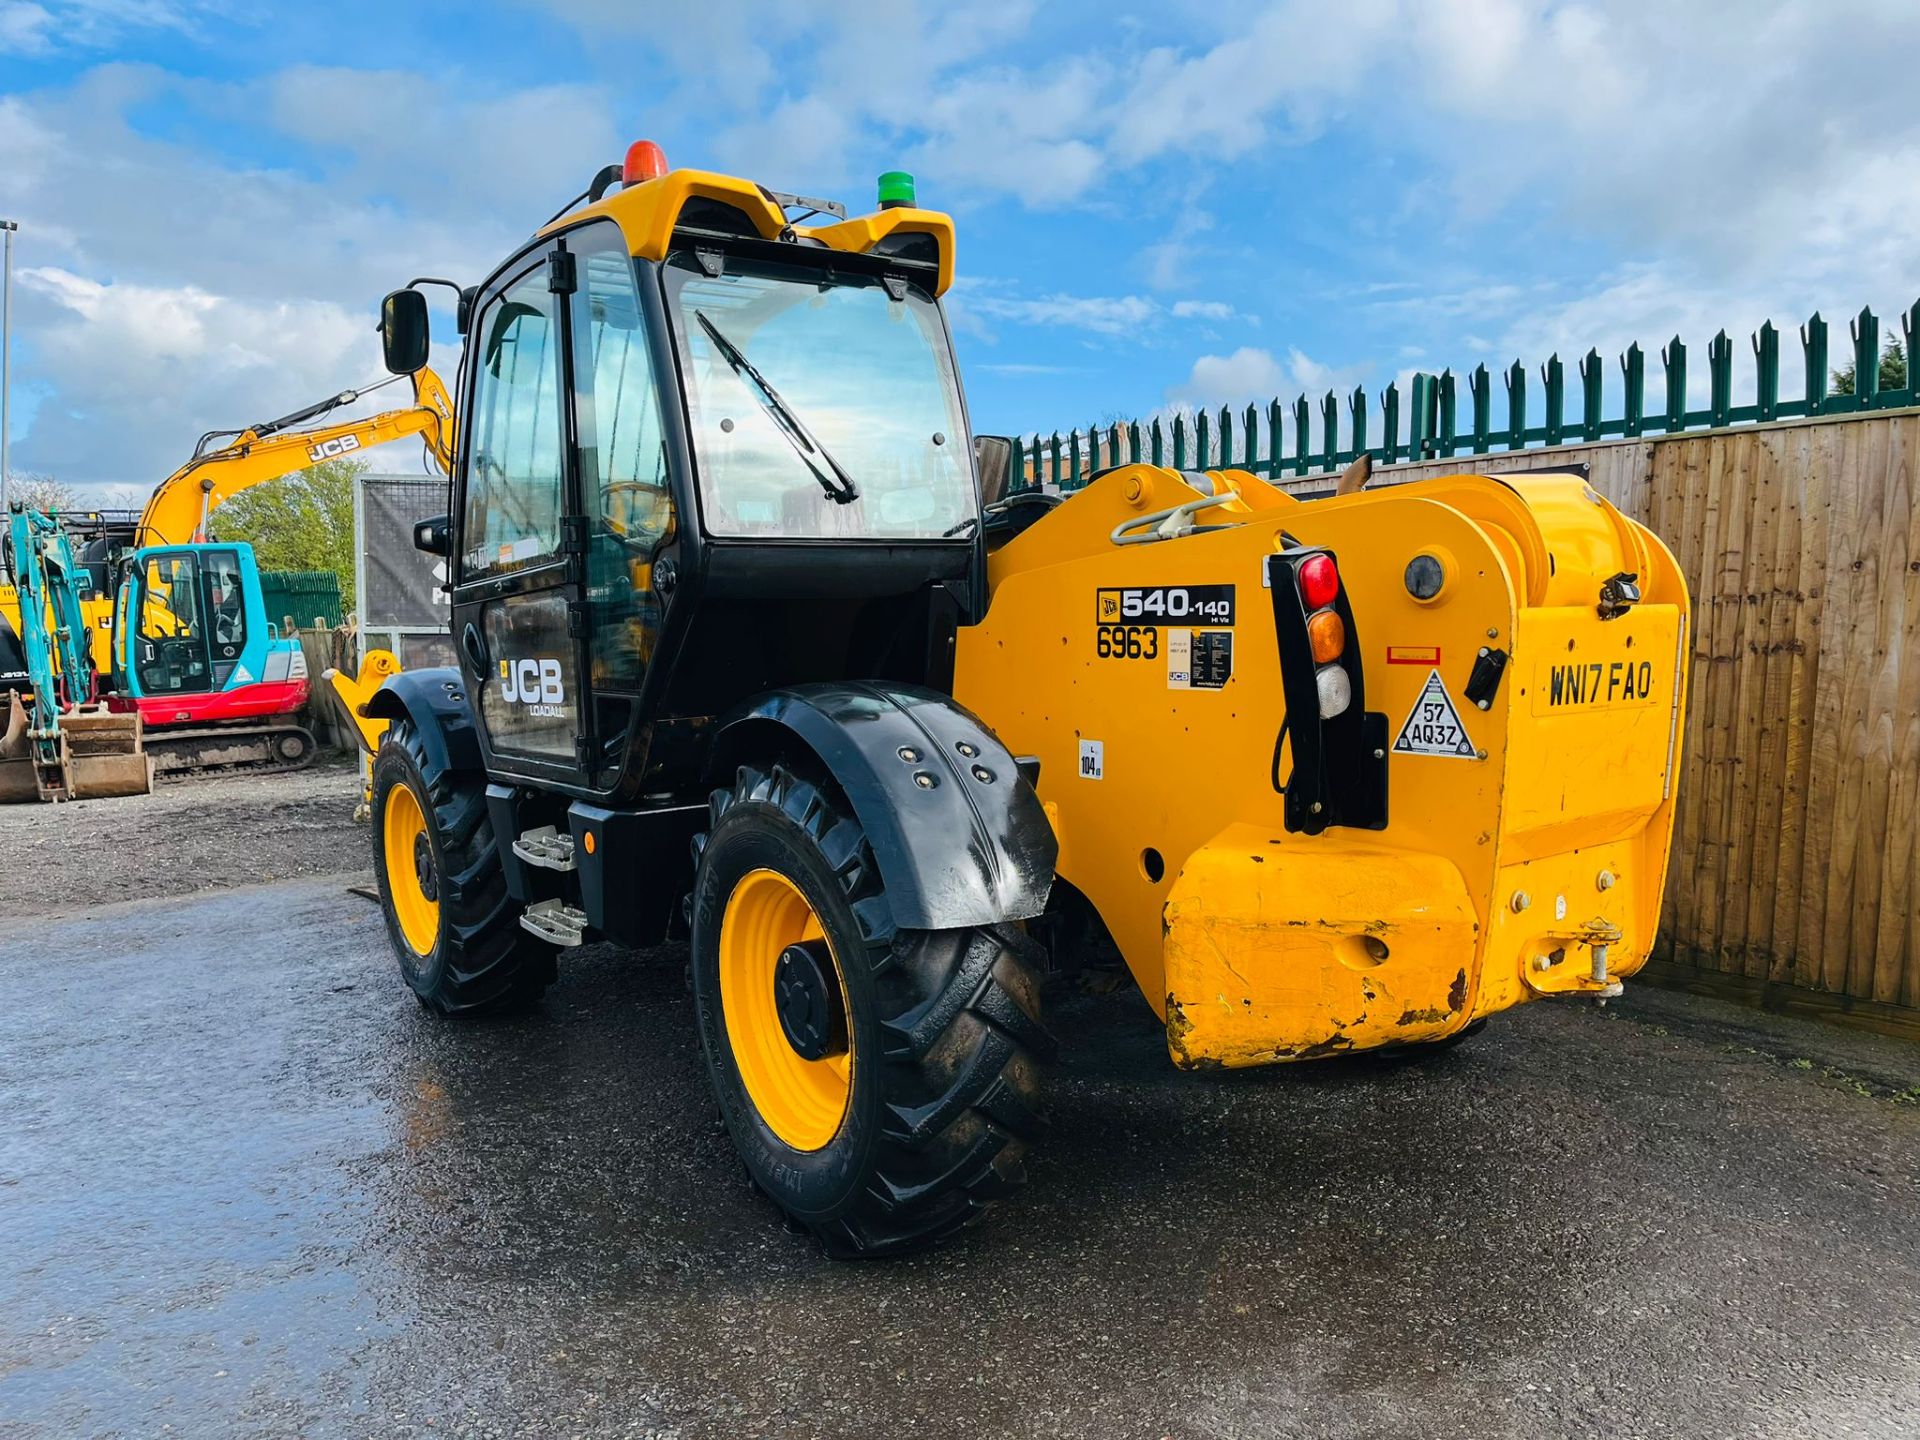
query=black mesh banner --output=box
[359,474,452,630]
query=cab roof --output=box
[537,167,957,297]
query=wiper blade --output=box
[695,311,860,505]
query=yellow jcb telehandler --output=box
[342,143,1689,1255]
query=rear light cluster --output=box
[1296,552,1351,719]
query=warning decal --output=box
[1166,629,1234,689]
[1392,670,1477,758]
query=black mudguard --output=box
[712,681,1057,931]
[363,666,484,776]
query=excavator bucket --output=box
[0,691,37,803]
[57,705,155,800]
[0,692,153,803]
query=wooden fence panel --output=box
[1642,415,1915,1011]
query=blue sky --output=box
[5,0,1920,493]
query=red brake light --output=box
[1298,553,1339,611]
[622,140,669,186]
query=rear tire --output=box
[371,717,555,1015]
[690,761,1052,1257]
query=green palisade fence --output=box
[1013,300,1920,491]
[259,569,344,630]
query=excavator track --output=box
[147,722,318,780]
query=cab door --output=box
[451,225,682,791]
[451,246,591,783]
[126,548,217,698]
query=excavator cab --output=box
[113,546,301,706]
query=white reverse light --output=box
[1316,663,1351,720]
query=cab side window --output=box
[571,240,674,692]
[203,549,247,650]
[461,271,565,581]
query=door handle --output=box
[460,622,488,677]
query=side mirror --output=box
[973,433,1016,507]
[413,514,450,558]
[380,288,430,375]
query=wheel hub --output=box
[413,833,438,903]
[773,939,844,1061]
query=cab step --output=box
[520,898,589,947]
[512,825,578,872]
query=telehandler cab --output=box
[357,142,1689,1256]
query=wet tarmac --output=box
[4,874,1919,1438]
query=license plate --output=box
[1532,653,1663,714]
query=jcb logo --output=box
[499,657,565,716]
[307,434,362,462]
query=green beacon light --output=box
[877,171,916,210]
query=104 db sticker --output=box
[1095,585,1235,626]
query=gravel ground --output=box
[0,756,369,917]
[2,872,1918,1438]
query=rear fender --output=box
[710,682,1058,931]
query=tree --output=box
[5,472,81,513]
[210,457,363,610]
[1832,338,1907,396]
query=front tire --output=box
[371,718,555,1014]
[690,761,1052,1257]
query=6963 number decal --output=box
[1096,624,1159,660]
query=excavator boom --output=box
[136,366,455,548]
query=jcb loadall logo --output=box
[500,657,566,717]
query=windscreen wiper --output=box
[695,311,860,505]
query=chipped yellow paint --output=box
[955,467,1690,1067]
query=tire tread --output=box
[696,759,1052,1257]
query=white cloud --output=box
[905,63,1109,206]
[0,1,54,52]
[968,292,1159,337]
[0,0,222,54]
[1169,346,1370,409]
[264,66,623,213]
[1141,202,1216,292]
[959,284,1241,339]
[0,68,552,487]
[15,267,428,490]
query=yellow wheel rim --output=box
[718,868,854,1151]
[384,781,440,957]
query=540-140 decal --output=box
[1091,583,1236,689]
[1095,584,1235,626]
